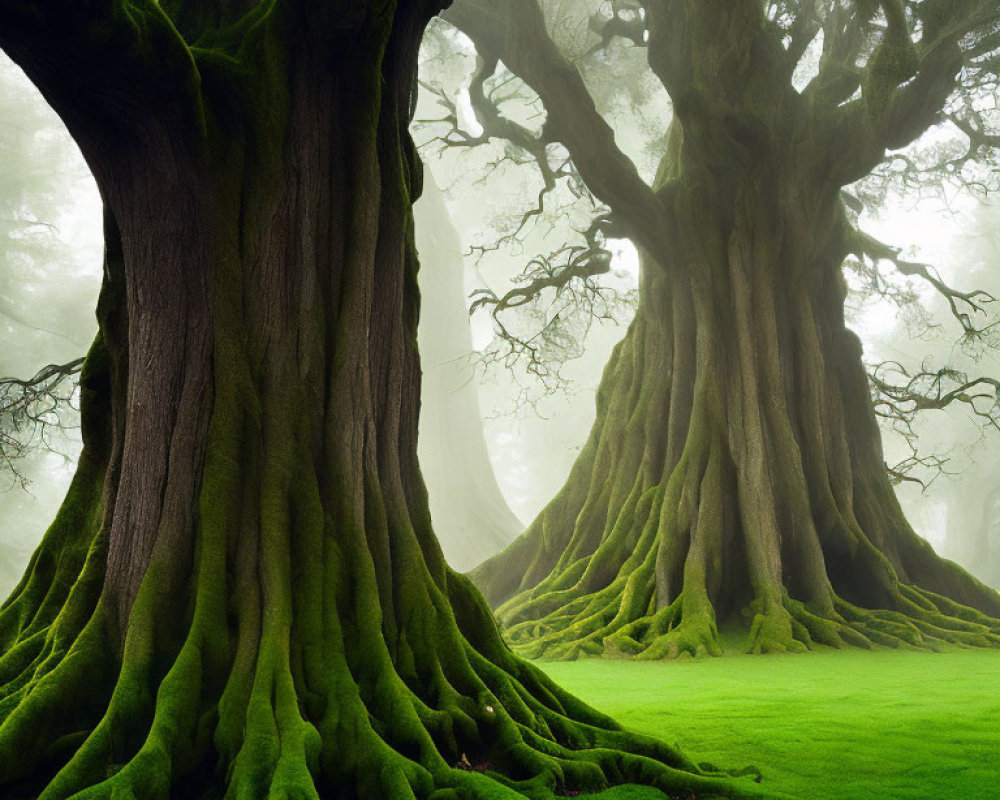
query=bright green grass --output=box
[543,648,1000,800]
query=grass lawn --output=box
[541,647,1000,800]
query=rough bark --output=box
[0,3,776,798]
[415,178,523,572]
[468,2,1000,660]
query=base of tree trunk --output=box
[0,475,781,800]
[497,572,1000,662]
[0,345,790,800]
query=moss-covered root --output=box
[496,556,1000,661]
[0,565,788,800]
[741,587,1000,656]
[0,369,786,800]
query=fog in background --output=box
[1,41,999,596]
[0,55,101,592]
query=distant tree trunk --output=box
[415,178,523,571]
[942,486,980,567]
[0,4,768,799]
[470,9,1000,658]
[963,487,1000,590]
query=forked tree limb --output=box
[444,0,671,261]
[853,229,997,339]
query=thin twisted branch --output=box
[0,358,83,487]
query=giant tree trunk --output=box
[472,108,1000,660]
[0,4,775,799]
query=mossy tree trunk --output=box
[467,0,1000,659]
[0,2,778,798]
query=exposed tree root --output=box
[500,571,1000,662]
[0,343,783,799]
[0,550,786,799]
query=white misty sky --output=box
[0,56,102,589]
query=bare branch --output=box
[885,450,956,490]
[470,217,615,316]
[470,215,635,392]
[0,358,84,488]
[948,112,1000,153]
[587,1,648,54]
[870,358,1000,488]
[853,229,997,340]
[870,361,1000,423]
[443,0,670,262]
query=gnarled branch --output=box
[853,229,997,340]
[470,215,634,392]
[0,357,84,487]
[870,359,1000,488]
[443,0,670,262]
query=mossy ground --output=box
[583,788,679,799]
[542,642,1000,800]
